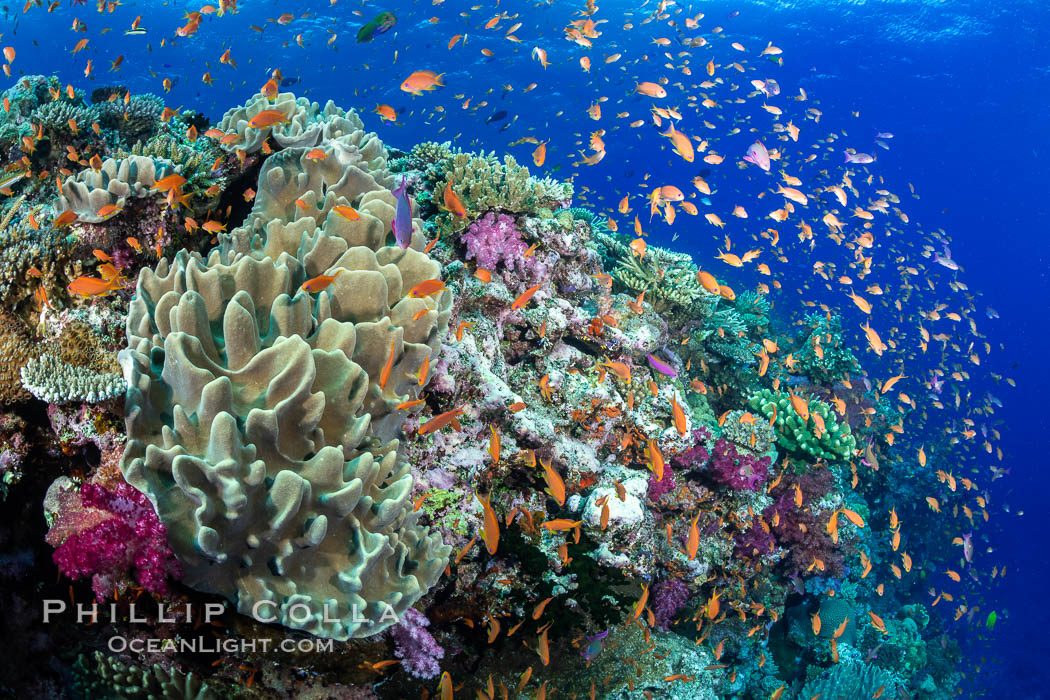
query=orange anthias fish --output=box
[400,70,444,95]
[408,279,446,298]
[511,283,543,311]
[332,205,361,221]
[417,406,465,435]
[67,274,123,297]
[247,109,291,129]
[476,491,500,554]
[301,269,343,293]
[443,182,466,217]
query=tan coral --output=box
[216,93,390,181]
[120,107,451,640]
[54,155,181,223]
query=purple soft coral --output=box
[391,607,445,680]
[708,438,770,491]
[462,212,534,278]
[647,460,676,500]
[47,481,180,601]
[651,578,690,630]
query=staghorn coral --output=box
[54,154,182,223]
[20,353,126,404]
[749,388,857,462]
[120,110,452,640]
[72,651,216,700]
[594,230,718,319]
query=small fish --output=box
[744,141,770,171]
[390,176,413,249]
[844,150,875,164]
[301,269,344,293]
[407,279,446,298]
[443,182,466,217]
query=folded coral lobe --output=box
[119,98,451,640]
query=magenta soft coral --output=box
[462,212,527,274]
[708,438,770,491]
[763,468,844,577]
[390,607,445,679]
[47,481,181,601]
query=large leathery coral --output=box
[54,155,182,223]
[119,108,452,640]
[216,92,390,173]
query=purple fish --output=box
[647,354,677,378]
[743,140,770,171]
[391,175,413,249]
[580,629,609,661]
[844,150,874,164]
[961,532,973,563]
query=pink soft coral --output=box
[47,480,181,601]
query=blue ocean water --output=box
[3,0,1047,696]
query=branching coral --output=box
[749,388,857,461]
[795,312,860,384]
[20,353,126,404]
[594,230,718,318]
[430,150,572,232]
[721,409,776,455]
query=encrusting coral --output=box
[119,102,452,640]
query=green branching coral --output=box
[795,312,860,384]
[120,106,452,640]
[798,660,899,700]
[593,230,718,319]
[735,289,770,328]
[749,389,857,462]
[702,307,757,364]
[73,651,216,700]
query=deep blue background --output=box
[4,0,1047,693]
